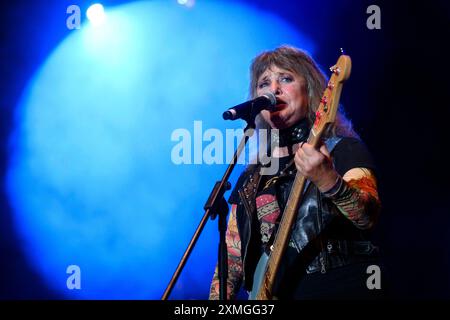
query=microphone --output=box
[222,92,277,121]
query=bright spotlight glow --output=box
[86,3,106,26]
[178,0,195,7]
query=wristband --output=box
[322,175,344,199]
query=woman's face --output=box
[256,65,308,129]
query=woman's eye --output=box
[258,82,269,89]
[281,76,293,83]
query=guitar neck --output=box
[256,130,324,300]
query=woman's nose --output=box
[270,82,282,95]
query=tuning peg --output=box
[329,65,340,75]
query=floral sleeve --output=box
[325,168,381,230]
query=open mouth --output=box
[273,99,287,111]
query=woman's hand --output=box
[294,142,339,192]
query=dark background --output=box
[1,0,449,299]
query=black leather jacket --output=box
[233,138,380,291]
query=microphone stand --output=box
[162,117,257,301]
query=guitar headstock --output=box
[311,55,352,138]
